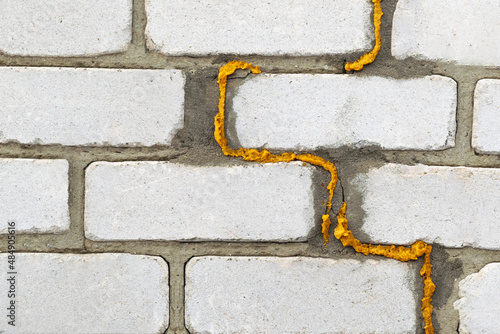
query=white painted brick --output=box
[454,263,500,334]
[145,0,373,55]
[85,162,315,241]
[472,79,500,154]
[0,253,169,333]
[392,0,500,66]
[0,67,184,146]
[352,164,500,249]
[0,0,132,56]
[0,159,69,233]
[185,256,416,333]
[231,74,456,150]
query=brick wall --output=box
[0,0,499,333]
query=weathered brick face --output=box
[230,74,457,150]
[0,0,498,333]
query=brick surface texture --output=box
[0,0,132,56]
[85,161,316,241]
[0,67,185,146]
[472,79,500,154]
[186,256,416,333]
[145,0,373,55]
[392,0,500,66]
[454,263,500,333]
[0,253,169,333]
[0,0,498,333]
[230,74,457,150]
[0,159,69,233]
[351,164,500,249]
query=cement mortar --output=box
[0,0,499,333]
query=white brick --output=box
[231,74,456,150]
[185,256,416,333]
[85,162,315,241]
[145,0,373,55]
[0,0,132,56]
[352,164,500,249]
[392,0,500,66]
[0,67,184,146]
[472,79,500,154]
[0,159,69,233]
[454,263,500,334]
[0,253,168,333]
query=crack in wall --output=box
[215,59,435,333]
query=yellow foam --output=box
[215,60,435,333]
[345,0,383,71]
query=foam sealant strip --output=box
[215,60,435,334]
[345,0,383,72]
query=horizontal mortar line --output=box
[81,240,435,257]
[0,55,348,65]
[0,245,307,256]
[364,59,500,74]
[283,152,500,168]
[0,147,187,158]
[12,235,500,257]
[0,62,346,74]
[83,243,315,257]
[0,145,497,167]
[0,52,368,62]
[0,246,85,253]
[2,57,499,75]
[0,249,87,254]
[0,236,84,245]
[8,247,500,259]
[445,248,500,258]
[0,61,183,70]
[5,245,500,264]
[1,245,405,261]
[84,240,311,248]
[1,152,497,168]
